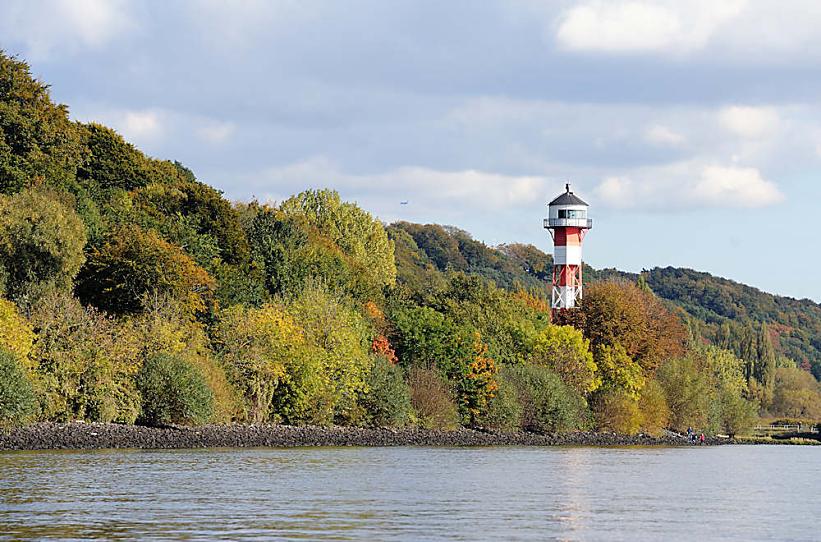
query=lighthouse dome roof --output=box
[549,184,588,206]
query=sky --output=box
[1,0,820,301]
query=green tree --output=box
[0,349,37,426]
[28,291,142,423]
[360,355,413,427]
[286,282,374,423]
[280,189,396,289]
[0,53,83,194]
[656,355,713,432]
[0,188,86,300]
[502,364,588,433]
[214,302,333,424]
[529,325,600,395]
[137,353,214,426]
[594,342,645,399]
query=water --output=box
[0,445,817,541]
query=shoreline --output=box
[0,422,746,451]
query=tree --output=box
[0,297,35,361]
[529,325,600,395]
[76,225,215,315]
[501,364,588,433]
[0,188,86,300]
[137,353,214,426]
[0,53,83,194]
[28,291,143,423]
[638,379,670,436]
[280,189,396,289]
[286,281,374,423]
[360,355,412,427]
[592,389,640,434]
[0,349,37,426]
[390,301,499,423]
[573,281,687,374]
[770,367,821,419]
[593,342,645,399]
[213,302,333,424]
[656,355,713,432]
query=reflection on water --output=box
[0,446,818,541]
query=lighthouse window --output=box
[558,209,586,219]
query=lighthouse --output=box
[544,184,592,315]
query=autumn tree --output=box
[0,188,86,300]
[280,189,396,289]
[76,225,215,315]
[572,281,687,374]
[529,325,599,395]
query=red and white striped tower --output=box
[544,184,592,317]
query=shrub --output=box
[30,291,142,423]
[503,364,589,433]
[0,349,37,426]
[137,353,214,426]
[0,298,35,361]
[361,356,412,427]
[478,370,523,432]
[0,189,87,300]
[716,390,758,437]
[408,367,460,430]
[657,355,713,432]
[529,325,599,395]
[592,389,641,435]
[638,379,670,436]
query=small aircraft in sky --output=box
[400,201,409,205]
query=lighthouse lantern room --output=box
[544,184,592,315]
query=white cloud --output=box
[119,110,164,142]
[644,124,685,147]
[555,0,745,54]
[595,162,784,209]
[246,157,559,218]
[0,0,136,59]
[718,105,780,139]
[197,121,236,144]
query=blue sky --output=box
[2,1,820,301]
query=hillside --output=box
[1,51,818,433]
[390,222,821,380]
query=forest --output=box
[1,52,819,434]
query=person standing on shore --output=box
[699,433,705,445]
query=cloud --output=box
[595,162,784,209]
[197,121,235,144]
[0,0,136,59]
[240,157,560,221]
[718,105,780,139]
[555,0,745,54]
[644,124,685,147]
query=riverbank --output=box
[0,422,742,450]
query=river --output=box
[0,445,817,541]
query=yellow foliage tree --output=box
[0,298,35,363]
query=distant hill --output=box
[390,222,821,379]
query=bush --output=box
[137,353,214,426]
[361,356,413,427]
[529,325,599,395]
[478,370,523,432]
[503,364,589,433]
[716,390,758,437]
[408,367,460,430]
[638,379,670,436]
[0,349,37,426]
[592,389,640,435]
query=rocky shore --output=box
[0,422,734,451]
